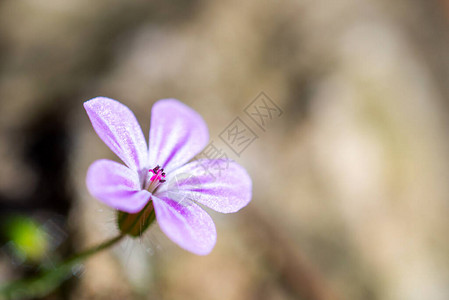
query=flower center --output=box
[145,165,166,193]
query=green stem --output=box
[0,233,125,300]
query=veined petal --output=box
[152,194,216,255]
[148,99,209,173]
[86,159,151,213]
[84,97,148,174]
[157,159,252,213]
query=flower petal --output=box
[152,194,216,255]
[148,99,209,172]
[157,159,252,213]
[84,97,148,174]
[86,159,151,213]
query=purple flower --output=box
[84,97,252,255]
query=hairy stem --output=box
[0,233,125,300]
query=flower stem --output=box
[0,233,125,300]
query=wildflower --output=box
[84,97,252,255]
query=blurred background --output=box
[1,0,449,299]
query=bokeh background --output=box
[1,0,449,299]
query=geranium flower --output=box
[84,97,252,255]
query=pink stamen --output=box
[149,165,166,182]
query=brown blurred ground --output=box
[1,0,449,299]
